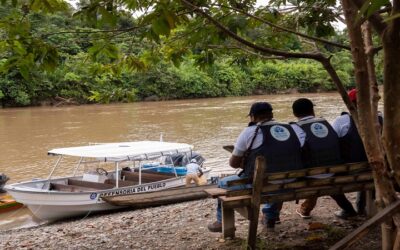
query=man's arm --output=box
[198,167,203,177]
[331,115,350,138]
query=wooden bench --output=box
[205,156,374,249]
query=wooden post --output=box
[222,205,235,238]
[247,156,266,250]
[365,190,376,217]
[330,200,400,250]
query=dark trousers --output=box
[300,194,356,215]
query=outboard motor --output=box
[0,174,9,193]
[169,151,205,166]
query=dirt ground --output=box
[0,193,381,250]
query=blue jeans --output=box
[216,175,280,223]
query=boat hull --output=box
[6,170,210,221]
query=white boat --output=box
[5,141,211,221]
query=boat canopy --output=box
[47,141,194,162]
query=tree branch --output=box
[180,0,325,61]
[212,4,351,50]
[207,45,287,60]
[362,21,381,137]
[319,57,355,115]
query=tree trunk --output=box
[343,0,400,248]
[382,1,400,188]
[361,21,398,250]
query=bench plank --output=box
[204,188,227,198]
[226,162,370,187]
[223,173,373,198]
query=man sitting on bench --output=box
[207,101,305,232]
[291,98,358,219]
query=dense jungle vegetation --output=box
[0,3,377,107]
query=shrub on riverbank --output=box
[0,56,358,107]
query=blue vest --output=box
[243,121,303,176]
[296,118,342,168]
[339,113,383,163]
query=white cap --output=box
[190,159,197,163]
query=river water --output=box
[0,92,346,230]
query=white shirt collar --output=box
[298,115,315,121]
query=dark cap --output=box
[292,98,315,117]
[248,102,273,116]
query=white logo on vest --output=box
[310,122,329,138]
[270,125,290,141]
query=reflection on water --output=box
[0,92,351,230]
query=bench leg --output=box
[222,205,235,238]
[365,190,376,217]
[247,205,260,250]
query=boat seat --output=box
[121,171,174,183]
[141,170,176,177]
[50,183,98,192]
[67,179,114,190]
[105,179,138,187]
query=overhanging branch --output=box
[180,0,325,61]
[213,3,351,50]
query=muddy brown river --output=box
[0,93,347,230]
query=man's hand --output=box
[229,155,244,169]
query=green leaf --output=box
[151,17,170,36]
[13,41,27,55]
[98,6,117,27]
[357,0,389,21]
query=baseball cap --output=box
[348,89,357,102]
[248,102,273,116]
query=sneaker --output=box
[334,210,357,220]
[207,221,222,232]
[261,214,281,224]
[296,209,312,219]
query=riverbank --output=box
[0,193,380,250]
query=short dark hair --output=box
[292,98,314,117]
[248,102,273,117]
